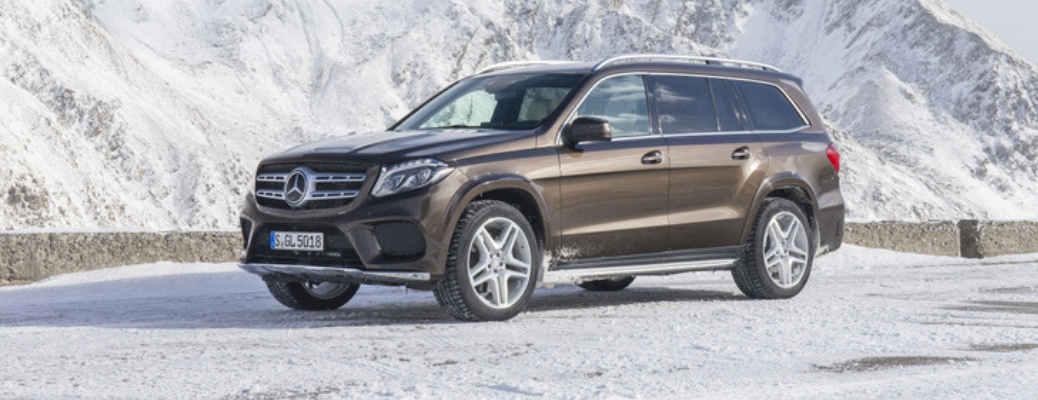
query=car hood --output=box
[261,129,536,166]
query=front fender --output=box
[440,174,554,254]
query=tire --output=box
[266,280,360,311]
[732,198,815,299]
[577,277,635,292]
[434,200,540,321]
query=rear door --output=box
[655,76,768,250]
[557,74,670,259]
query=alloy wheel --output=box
[762,211,810,289]
[466,217,534,309]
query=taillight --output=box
[826,143,840,174]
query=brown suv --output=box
[238,55,844,321]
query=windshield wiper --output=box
[422,123,532,131]
[424,125,486,130]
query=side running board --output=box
[542,258,739,284]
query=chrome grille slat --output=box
[256,190,285,200]
[311,173,365,182]
[257,173,290,182]
[308,190,359,199]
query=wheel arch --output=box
[443,175,552,255]
[740,174,820,246]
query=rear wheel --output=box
[733,198,814,299]
[434,200,540,321]
[266,280,360,310]
[577,277,635,291]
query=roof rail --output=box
[475,60,576,75]
[593,54,782,72]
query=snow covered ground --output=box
[1,245,1037,399]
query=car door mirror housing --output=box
[566,117,613,145]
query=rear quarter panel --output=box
[742,80,845,253]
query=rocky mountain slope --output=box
[1,0,1036,229]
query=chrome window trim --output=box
[602,135,666,143]
[555,72,812,145]
[662,125,811,138]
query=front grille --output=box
[246,223,361,267]
[255,163,368,210]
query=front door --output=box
[557,75,670,259]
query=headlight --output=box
[371,158,454,197]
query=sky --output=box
[943,0,1038,64]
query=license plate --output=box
[270,231,324,251]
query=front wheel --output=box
[266,280,360,310]
[434,200,540,321]
[732,198,815,299]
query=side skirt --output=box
[543,246,743,284]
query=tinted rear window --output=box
[709,79,743,132]
[654,76,717,134]
[732,81,806,131]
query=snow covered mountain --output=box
[2,0,1036,229]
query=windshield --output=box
[394,74,583,131]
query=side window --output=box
[575,75,650,138]
[732,81,807,131]
[654,76,717,134]
[709,79,744,132]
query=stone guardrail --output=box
[843,221,962,256]
[0,231,240,285]
[957,220,1038,259]
[1,221,1037,285]
[843,220,1038,258]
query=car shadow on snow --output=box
[525,286,744,315]
[0,273,744,329]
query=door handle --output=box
[642,151,664,165]
[732,147,751,160]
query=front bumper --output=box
[239,263,434,287]
[239,168,470,279]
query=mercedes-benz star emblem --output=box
[284,169,309,207]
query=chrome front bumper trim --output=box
[239,263,433,286]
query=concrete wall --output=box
[958,220,1038,259]
[0,231,240,285]
[841,220,1038,258]
[843,221,962,257]
[2,221,1036,285]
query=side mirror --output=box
[566,117,612,146]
